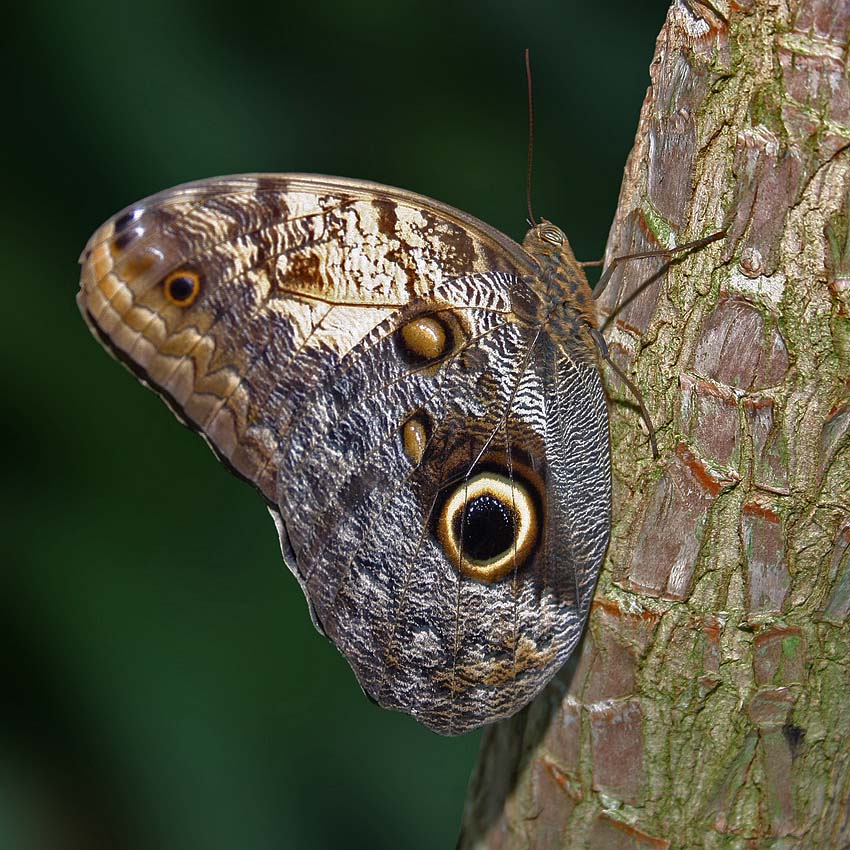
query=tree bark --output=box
[460,1,850,847]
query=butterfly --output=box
[77,174,613,735]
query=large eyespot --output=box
[437,471,540,582]
[163,270,201,307]
[540,224,564,245]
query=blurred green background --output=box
[4,2,669,848]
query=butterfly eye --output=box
[540,225,564,245]
[437,471,539,582]
[163,270,202,307]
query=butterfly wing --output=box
[78,174,610,734]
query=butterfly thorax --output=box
[517,222,598,363]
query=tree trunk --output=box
[459,1,850,847]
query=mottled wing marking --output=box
[273,270,602,733]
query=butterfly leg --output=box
[587,228,726,301]
[590,328,659,460]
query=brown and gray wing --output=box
[76,174,608,735]
[272,274,610,734]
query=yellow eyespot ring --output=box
[163,270,201,307]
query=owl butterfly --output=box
[78,174,678,735]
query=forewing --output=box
[77,173,535,501]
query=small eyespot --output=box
[112,227,143,253]
[395,311,464,366]
[540,225,564,245]
[114,208,143,232]
[163,270,201,306]
[401,412,432,466]
[399,315,448,361]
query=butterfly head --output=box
[522,219,588,291]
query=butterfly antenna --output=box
[525,48,537,227]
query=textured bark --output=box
[460,1,850,847]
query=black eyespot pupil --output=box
[168,275,196,302]
[455,494,516,561]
